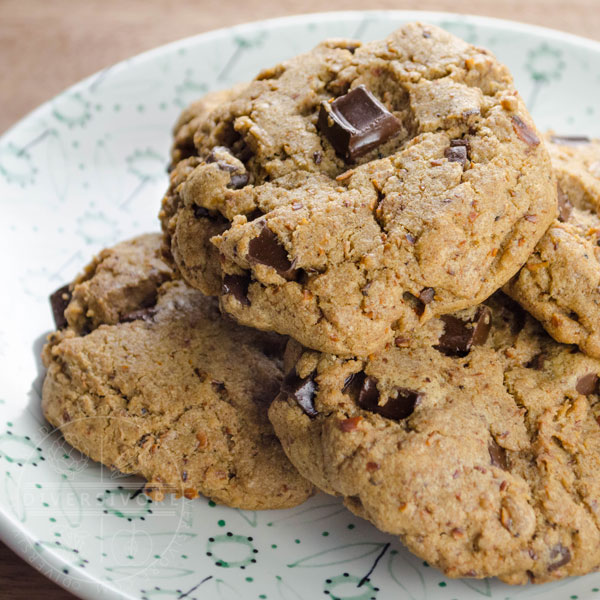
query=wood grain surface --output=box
[0,0,598,598]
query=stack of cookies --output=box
[42,23,600,584]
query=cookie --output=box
[504,135,600,357]
[161,22,556,357]
[55,233,172,335]
[160,86,248,295]
[160,156,229,297]
[269,294,600,583]
[43,234,313,509]
[170,83,248,168]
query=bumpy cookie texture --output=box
[505,136,600,357]
[270,294,600,583]
[160,156,229,297]
[163,23,556,357]
[170,84,247,168]
[42,234,313,509]
[60,233,172,335]
[161,87,247,295]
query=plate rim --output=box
[2,8,600,143]
[2,9,600,600]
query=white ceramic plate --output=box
[1,10,600,600]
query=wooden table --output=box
[0,0,597,597]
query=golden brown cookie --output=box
[269,294,600,583]
[504,135,600,357]
[169,84,248,167]
[43,234,313,509]
[162,23,556,358]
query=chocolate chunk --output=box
[525,352,546,370]
[317,85,402,162]
[206,145,234,165]
[557,187,573,222]
[548,543,571,572]
[576,373,598,395]
[550,135,590,146]
[121,307,157,323]
[280,370,317,417]
[228,173,249,190]
[49,284,71,330]
[193,205,210,219]
[488,440,509,470]
[247,225,296,279]
[206,145,249,188]
[435,306,492,357]
[511,115,540,147]
[222,273,250,306]
[312,151,322,164]
[403,291,425,316]
[350,373,422,421]
[342,371,366,401]
[445,139,470,167]
[419,287,435,305]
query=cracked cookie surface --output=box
[505,136,600,357]
[162,22,556,357]
[42,233,313,509]
[269,294,600,583]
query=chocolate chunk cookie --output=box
[160,86,248,296]
[42,234,313,509]
[269,294,600,583]
[170,83,248,168]
[57,233,172,335]
[162,22,556,357]
[505,135,600,357]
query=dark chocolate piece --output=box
[206,146,249,188]
[343,371,365,401]
[222,273,251,306]
[206,145,234,166]
[511,115,540,147]
[557,187,573,223]
[550,135,590,146]
[525,352,546,370]
[194,205,210,219]
[247,225,296,279]
[229,173,249,190]
[317,85,402,162]
[435,306,492,357]
[548,544,571,572]
[280,370,318,417]
[419,287,435,305]
[445,139,470,167]
[403,291,425,316]
[49,284,71,330]
[488,440,509,470]
[576,373,598,395]
[353,374,422,421]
